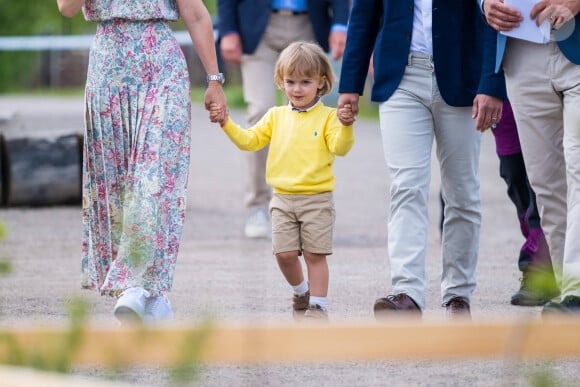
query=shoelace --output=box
[444,298,469,311]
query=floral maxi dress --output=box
[80,0,191,297]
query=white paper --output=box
[500,0,551,44]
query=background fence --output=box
[0,29,241,90]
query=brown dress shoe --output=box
[443,296,471,319]
[373,293,421,319]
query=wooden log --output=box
[3,132,82,207]
[1,317,580,366]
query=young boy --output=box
[210,41,355,320]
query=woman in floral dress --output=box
[56,0,227,323]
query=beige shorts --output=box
[270,192,335,255]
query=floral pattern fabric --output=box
[83,0,179,21]
[81,18,191,297]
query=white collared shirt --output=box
[290,98,321,113]
[410,0,433,54]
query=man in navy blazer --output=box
[338,0,506,319]
[217,0,350,239]
[481,0,580,315]
[218,0,350,56]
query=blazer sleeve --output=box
[330,0,351,26]
[476,5,507,100]
[338,0,382,95]
[217,0,239,37]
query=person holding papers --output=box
[481,0,580,314]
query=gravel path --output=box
[0,95,578,386]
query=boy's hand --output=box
[337,103,355,126]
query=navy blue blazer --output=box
[217,0,350,54]
[339,0,506,107]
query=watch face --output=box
[208,73,225,84]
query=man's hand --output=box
[483,0,523,31]
[328,31,347,61]
[472,94,504,132]
[531,0,580,29]
[220,33,243,64]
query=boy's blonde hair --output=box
[274,41,335,96]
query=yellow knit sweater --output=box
[221,102,354,194]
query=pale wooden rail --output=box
[0,366,134,387]
[1,317,580,366]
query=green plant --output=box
[528,369,563,387]
[0,297,89,373]
[168,319,213,385]
[0,221,11,277]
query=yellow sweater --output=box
[221,102,354,194]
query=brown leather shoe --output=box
[373,293,421,319]
[443,296,471,319]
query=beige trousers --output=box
[503,38,580,297]
[241,13,315,209]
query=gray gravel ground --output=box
[0,95,579,386]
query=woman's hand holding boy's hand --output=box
[209,102,228,127]
[337,104,355,126]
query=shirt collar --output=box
[290,98,321,113]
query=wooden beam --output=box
[1,317,580,366]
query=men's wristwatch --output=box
[206,73,225,84]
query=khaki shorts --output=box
[270,192,335,255]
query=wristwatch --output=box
[206,73,225,84]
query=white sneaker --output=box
[144,295,174,323]
[244,206,271,239]
[113,287,150,323]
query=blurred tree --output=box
[0,0,91,92]
[0,0,217,92]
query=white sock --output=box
[309,296,327,311]
[292,280,309,295]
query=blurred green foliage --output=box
[0,221,11,277]
[0,0,92,92]
[0,0,217,92]
[0,0,379,119]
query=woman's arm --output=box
[176,0,227,111]
[56,0,84,18]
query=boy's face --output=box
[282,73,325,110]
